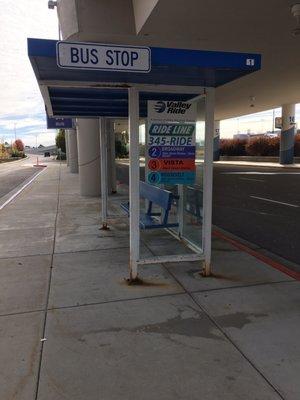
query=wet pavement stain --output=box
[226,376,236,381]
[80,306,223,343]
[134,314,221,340]
[120,277,169,288]
[215,312,268,329]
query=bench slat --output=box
[140,181,172,211]
[120,181,178,230]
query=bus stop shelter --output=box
[28,38,261,281]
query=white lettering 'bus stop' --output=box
[57,41,151,73]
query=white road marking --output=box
[0,168,46,211]
[222,171,300,175]
[240,177,264,182]
[250,195,299,208]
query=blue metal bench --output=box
[121,181,179,229]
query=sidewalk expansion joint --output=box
[190,279,295,294]
[34,162,62,400]
[53,245,130,257]
[47,291,185,312]
[0,308,45,319]
[0,252,53,261]
[141,238,286,400]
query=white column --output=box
[280,104,296,165]
[128,88,140,281]
[203,88,215,277]
[99,118,108,229]
[213,120,220,161]
[77,118,101,196]
[65,130,70,166]
[68,128,78,173]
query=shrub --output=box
[220,139,247,156]
[246,137,279,156]
[55,129,66,153]
[57,152,66,160]
[115,140,128,158]
[11,148,22,158]
[0,144,9,158]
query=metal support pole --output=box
[203,88,215,276]
[213,120,220,161]
[128,87,140,281]
[109,121,117,193]
[106,119,112,193]
[99,117,109,230]
[178,185,184,238]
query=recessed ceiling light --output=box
[291,4,300,36]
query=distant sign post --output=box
[47,116,74,129]
[146,100,196,185]
[57,41,151,73]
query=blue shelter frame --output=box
[28,38,261,280]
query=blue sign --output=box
[148,172,196,185]
[148,146,195,159]
[47,116,74,129]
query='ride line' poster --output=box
[146,100,196,185]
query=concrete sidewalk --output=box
[0,160,299,400]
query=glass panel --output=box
[181,97,205,251]
[144,96,205,253]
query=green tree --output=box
[55,129,66,153]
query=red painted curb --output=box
[213,229,300,281]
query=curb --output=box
[213,228,300,281]
[0,155,29,164]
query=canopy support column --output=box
[203,88,215,276]
[128,87,140,281]
[110,125,117,194]
[99,117,109,230]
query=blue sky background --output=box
[0,0,58,147]
[0,1,298,146]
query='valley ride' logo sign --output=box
[153,101,192,115]
[154,101,166,113]
[148,100,196,122]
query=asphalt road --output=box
[0,157,40,200]
[116,162,300,265]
